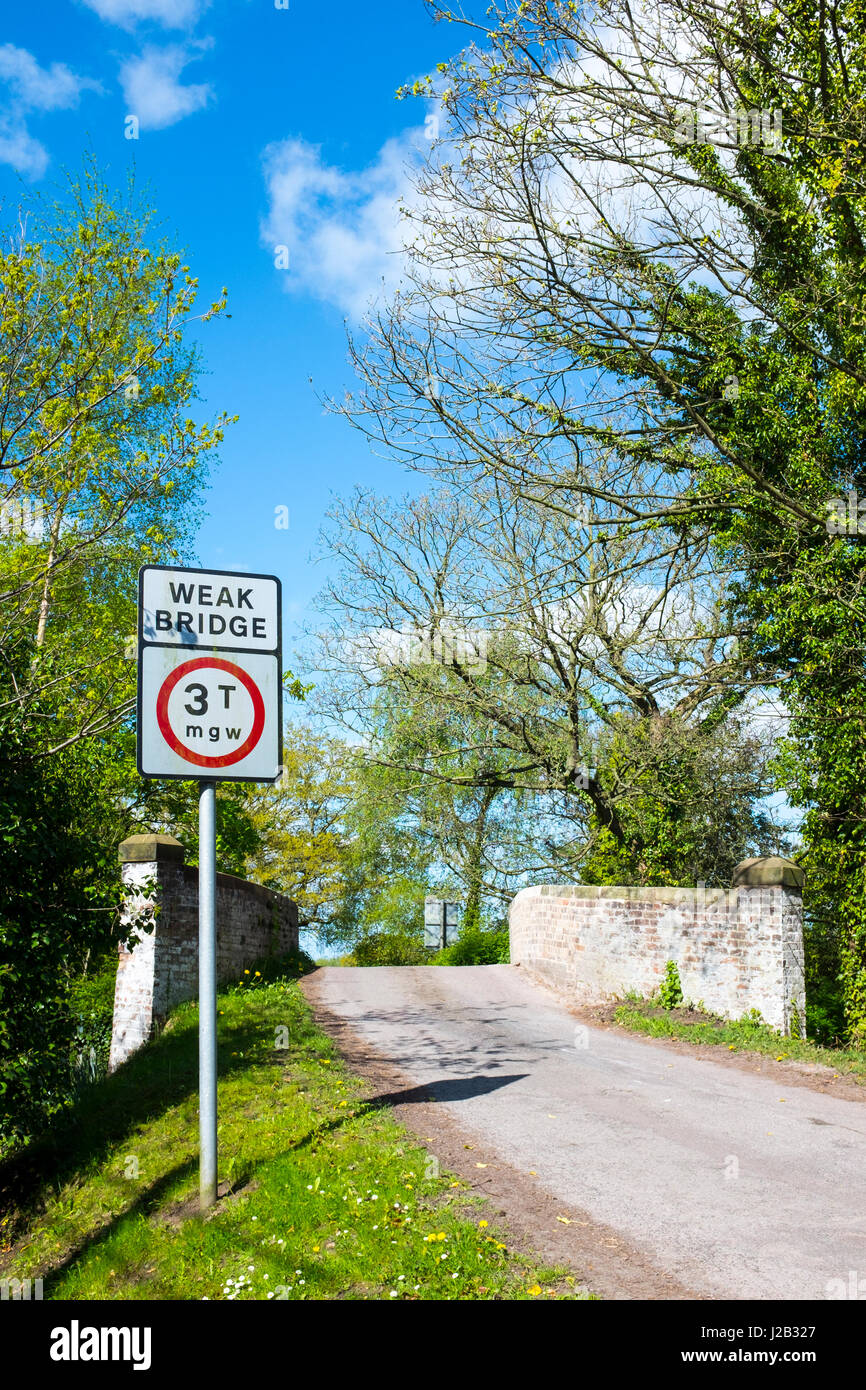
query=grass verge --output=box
[613,999,866,1080]
[0,961,587,1301]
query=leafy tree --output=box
[337,0,866,1036]
[237,724,435,956]
[0,159,232,754]
[577,711,785,887]
[125,768,262,877]
[0,651,117,1150]
[240,724,359,931]
[317,485,781,892]
[0,160,240,1146]
[357,670,533,927]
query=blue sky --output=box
[0,0,463,684]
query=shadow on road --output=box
[369,1073,529,1107]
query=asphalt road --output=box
[309,963,866,1300]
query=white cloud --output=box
[81,0,205,29]
[0,45,100,177]
[120,43,212,129]
[0,124,49,179]
[0,45,97,110]
[260,131,427,319]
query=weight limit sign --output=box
[137,564,282,784]
[157,656,266,769]
[138,646,281,782]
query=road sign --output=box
[140,565,279,652]
[137,566,282,783]
[424,899,461,950]
[137,563,283,1210]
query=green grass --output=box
[0,963,588,1301]
[613,999,866,1080]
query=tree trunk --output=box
[463,785,496,931]
[35,502,64,649]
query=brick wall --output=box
[509,857,806,1034]
[110,834,299,1070]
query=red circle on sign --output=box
[156,657,266,768]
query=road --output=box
[305,963,866,1300]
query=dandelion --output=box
[528,1284,542,1296]
[479,1220,488,1228]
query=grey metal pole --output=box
[199,778,218,1210]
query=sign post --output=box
[424,899,461,952]
[198,778,217,1209]
[137,565,282,1210]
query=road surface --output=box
[305,964,866,1300]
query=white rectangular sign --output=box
[137,565,282,782]
[140,565,279,652]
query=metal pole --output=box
[199,778,218,1210]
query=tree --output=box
[0,162,240,1145]
[0,159,232,754]
[358,668,540,925]
[241,724,358,931]
[237,724,435,957]
[316,482,781,888]
[335,0,866,1035]
[576,709,785,887]
[0,647,117,1150]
